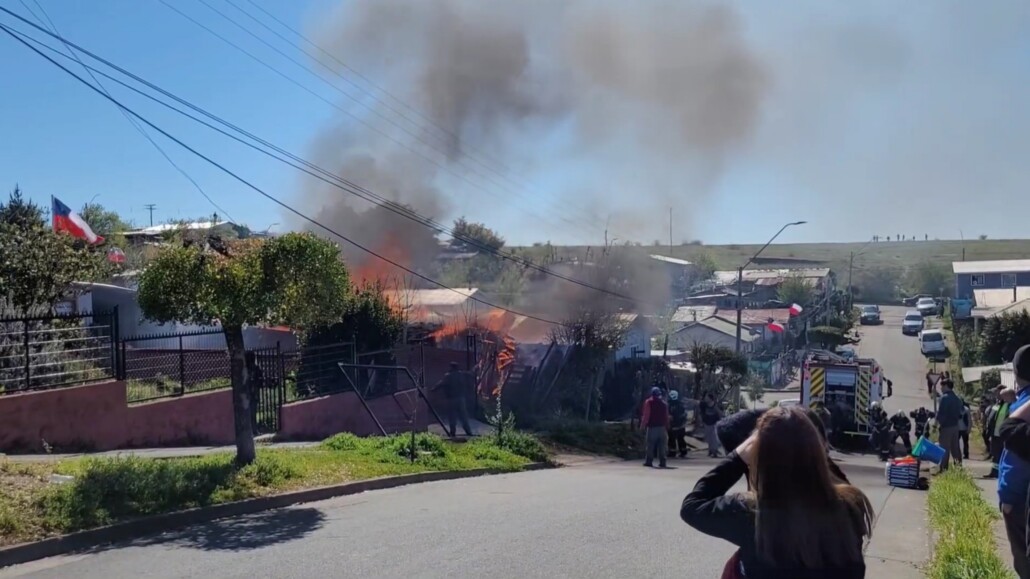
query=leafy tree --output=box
[745,374,766,408]
[690,251,717,284]
[980,311,1030,365]
[79,203,130,240]
[451,217,505,252]
[0,188,107,310]
[981,368,1002,395]
[494,263,526,308]
[137,232,351,464]
[306,281,404,355]
[904,261,952,297]
[688,342,749,399]
[0,186,45,229]
[777,275,812,306]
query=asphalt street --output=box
[0,306,932,579]
[0,457,896,579]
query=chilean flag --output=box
[789,303,804,316]
[52,197,103,245]
[767,320,786,333]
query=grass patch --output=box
[0,433,540,546]
[926,469,1013,579]
[537,419,644,459]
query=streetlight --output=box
[847,237,875,310]
[735,221,807,353]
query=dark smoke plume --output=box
[295,0,769,269]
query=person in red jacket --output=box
[641,387,670,468]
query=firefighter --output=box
[889,410,913,454]
[870,402,892,461]
[910,407,935,439]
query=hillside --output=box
[536,239,1030,273]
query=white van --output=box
[919,329,946,356]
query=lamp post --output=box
[735,221,807,353]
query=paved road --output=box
[855,305,935,416]
[1,457,896,579]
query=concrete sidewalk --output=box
[0,441,318,462]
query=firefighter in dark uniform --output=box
[870,402,892,461]
[889,410,913,454]
[910,407,935,439]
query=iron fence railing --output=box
[0,310,118,394]
[120,329,230,403]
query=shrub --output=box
[322,432,364,452]
[384,433,450,459]
[490,430,548,462]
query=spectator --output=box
[813,401,833,442]
[925,370,936,397]
[716,408,848,484]
[997,344,1030,578]
[682,406,874,579]
[910,407,935,439]
[700,392,723,457]
[432,362,474,438]
[640,387,669,468]
[936,379,964,471]
[667,390,689,458]
[958,401,972,460]
[985,388,1016,479]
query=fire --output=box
[353,232,410,285]
[429,309,517,342]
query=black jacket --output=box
[889,414,911,434]
[681,454,865,579]
[668,399,688,429]
[984,404,1007,441]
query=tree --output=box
[981,368,1002,395]
[852,266,901,303]
[306,280,404,355]
[79,203,130,240]
[690,251,717,284]
[137,232,351,464]
[0,188,107,310]
[744,374,766,409]
[980,311,1030,365]
[777,275,812,307]
[451,217,505,252]
[807,325,853,349]
[905,261,952,297]
[688,342,749,400]
[0,186,45,229]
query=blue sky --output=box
[3,1,1030,247]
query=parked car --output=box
[902,311,924,335]
[859,305,881,325]
[777,399,800,409]
[916,297,939,317]
[903,294,932,307]
[919,329,947,356]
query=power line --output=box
[156,0,604,243]
[24,0,235,223]
[0,19,564,326]
[0,14,650,308]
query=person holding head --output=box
[995,345,1030,578]
[682,406,874,578]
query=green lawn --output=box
[926,469,1013,579]
[0,432,546,547]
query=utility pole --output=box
[735,265,745,352]
[143,204,156,226]
[668,207,673,255]
[847,251,855,311]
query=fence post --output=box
[23,320,30,390]
[178,334,185,396]
[120,340,127,381]
[110,306,120,379]
[276,341,284,427]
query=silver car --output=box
[902,311,924,335]
[916,297,938,317]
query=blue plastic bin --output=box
[912,435,946,465]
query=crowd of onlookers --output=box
[670,343,1030,578]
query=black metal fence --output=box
[0,310,118,394]
[120,329,231,403]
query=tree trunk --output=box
[226,325,256,465]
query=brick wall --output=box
[278,388,436,441]
[0,381,234,453]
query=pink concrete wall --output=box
[0,381,235,453]
[279,389,434,441]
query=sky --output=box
[2,0,1030,247]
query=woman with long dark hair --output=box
[681,406,874,578]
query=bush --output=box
[384,433,450,459]
[490,430,549,463]
[539,419,644,459]
[926,469,1011,579]
[322,432,364,452]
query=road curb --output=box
[0,462,551,569]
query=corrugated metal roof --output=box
[382,288,478,307]
[713,268,831,285]
[124,221,232,236]
[953,259,1030,274]
[649,254,694,266]
[675,317,757,342]
[671,306,716,323]
[715,308,791,326]
[961,364,1010,384]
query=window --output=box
[1002,273,1017,287]
[970,274,986,287]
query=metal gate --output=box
[252,345,285,434]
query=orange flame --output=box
[353,232,410,285]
